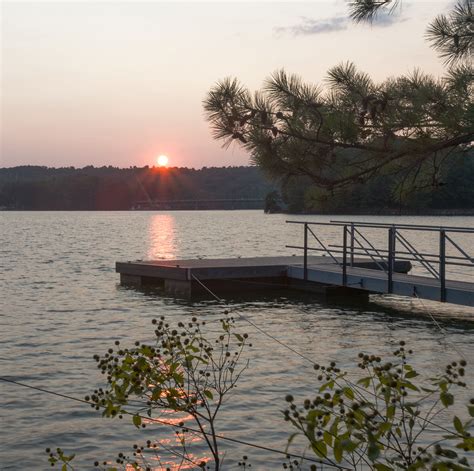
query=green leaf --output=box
[341,439,358,452]
[306,420,316,443]
[343,387,354,400]
[439,448,458,459]
[468,406,474,417]
[368,442,380,461]
[374,464,393,471]
[453,416,463,434]
[320,380,334,391]
[334,438,343,463]
[311,439,327,458]
[323,430,333,447]
[203,390,214,400]
[386,405,395,420]
[405,370,418,379]
[151,387,162,401]
[286,432,300,453]
[357,377,371,388]
[306,409,320,423]
[401,381,419,392]
[132,414,142,428]
[62,465,67,471]
[440,391,454,407]
[330,417,339,436]
[322,413,331,426]
[379,421,391,433]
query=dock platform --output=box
[116,256,412,300]
[116,220,474,306]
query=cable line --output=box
[413,291,467,361]
[192,274,315,364]
[190,274,469,440]
[0,376,348,469]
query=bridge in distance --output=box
[132,198,264,210]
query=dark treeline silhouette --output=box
[276,151,474,214]
[0,165,272,210]
[1,159,473,212]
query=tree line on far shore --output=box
[0,160,473,212]
[0,166,272,210]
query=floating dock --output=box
[116,220,474,307]
[116,256,412,301]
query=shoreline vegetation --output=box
[3,209,474,216]
[1,164,473,213]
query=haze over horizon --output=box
[2,0,453,169]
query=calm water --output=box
[1,211,473,470]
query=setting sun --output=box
[157,154,169,167]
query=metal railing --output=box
[286,220,474,302]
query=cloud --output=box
[275,12,405,37]
[275,16,348,36]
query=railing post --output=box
[342,225,347,286]
[304,223,308,281]
[440,229,446,302]
[387,227,396,293]
[350,223,355,267]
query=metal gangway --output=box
[286,220,474,307]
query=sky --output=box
[1,0,453,169]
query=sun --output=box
[157,154,169,167]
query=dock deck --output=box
[117,256,473,306]
[288,262,474,306]
[117,256,318,297]
[116,256,414,300]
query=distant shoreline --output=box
[2,208,474,216]
[274,209,474,217]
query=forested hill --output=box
[0,166,273,210]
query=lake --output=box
[1,211,473,470]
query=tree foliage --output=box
[204,64,473,192]
[276,149,474,213]
[46,335,473,470]
[204,0,473,193]
[85,315,250,470]
[348,0,473,66]
[284,342,473,470]
[425,0,473,66]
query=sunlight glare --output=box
[157,154,169,167]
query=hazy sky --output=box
[1,0,452,169]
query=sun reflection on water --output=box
[129,360,211,470]
[147,214,177,260]
[126,408,210,470]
